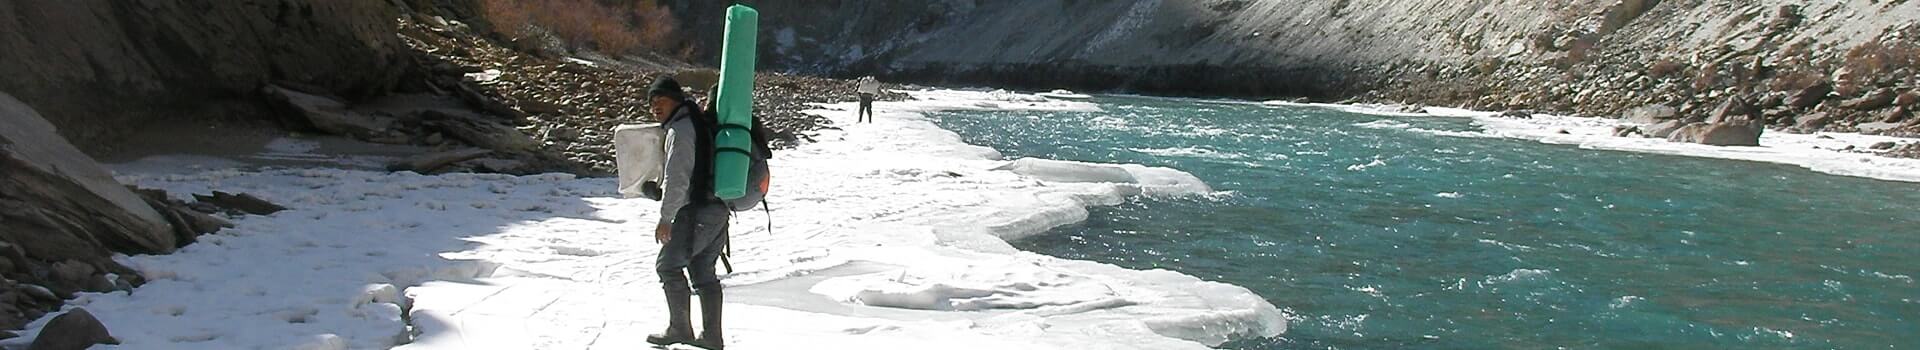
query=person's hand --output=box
[655,223,672,244]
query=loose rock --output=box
[387,148,494,173]
[1895,90,1920,107]
[1795,112,1835,131]
[1646,119,1691,138]
[1706,96,1757,124]
[1623,104,1678,124]
[28,308,118,350]
[1668,121,1764,146]
[1841,88,1899,111]
[262,85,397,140]
[1786,81,1833,108]
[191,191,287,216]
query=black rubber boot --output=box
[646,291,695,346]
[693,290,724,350]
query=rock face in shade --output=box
[0,0,415,151]
[2,91,175,330]
[0,92,177,256]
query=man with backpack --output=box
[644,76,730,350]
[856,76,879,123]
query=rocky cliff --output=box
[673,0,1918,132]
[0,0,485,335]
[0,0,490,152]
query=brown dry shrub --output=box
[1769,70,1826,91]
[1691,62,1720,91]
[1844,40,1920,78]
[480,0,678,55]
[1647,58,1684,79]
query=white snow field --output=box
[2,90,1285,350]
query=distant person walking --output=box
[856,76,880,123]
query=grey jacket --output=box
[657,106,701,227]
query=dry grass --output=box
[1769,70,1826,91]
[1691,62,1719,91]
[1647,58,1684,79]
[480,0,678,56]
[1843,40,1920,79]
[1836,40,1920,95]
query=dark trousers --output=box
[858,93,874,123]
[657,203,730,295]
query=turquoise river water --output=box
[927,95,1919,349]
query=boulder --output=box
[1795,112,1835,130]
[262,85,396,140]
[1706,96,1758,124]
[1667,121,1763,146]
[1881,107,1911,124]
[518,99,565,115]
[453,83,528,120]
[1386,104,1427,114]
[47,261,95,288]
[1622,104,1679,124]
[1841,88,1899,111]
[387,148,493,173]
[1761,107,1796,125]
[1896,90,1920,107]
[1756,93,1785,109]
[1646,119,1691,138]
[466,158,532,174]
[135,188,230,249]
[19,284,59,304]
[1786,81,1833,108]
[1499,110,1534,119]
[1870,142,1897,150]
[1,92,178,256]
[28,308,118,350]
[1612,125,1645,137]
[422,110,540,152]
[191,191,288,216]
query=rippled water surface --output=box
[928,95,1920,349]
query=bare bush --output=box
[1769,70,1826,91]
[1647,59,1684,79]
[480,0,679,56]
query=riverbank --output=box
[924,93,1920,349]
[1265,101,1920,183]
[2,90,1283,349]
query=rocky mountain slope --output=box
[675,0,1918,135]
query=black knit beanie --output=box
[648,76,685,100]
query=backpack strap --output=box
[715,199,771,275]
[719,234,733,274]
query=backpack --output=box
[672,101,774,274]
[700,106,774,212]
[730,115,774,212]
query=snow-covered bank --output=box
[1273,100,1920,183]
[1429,108,1920,183]
[6,90,1284,349]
